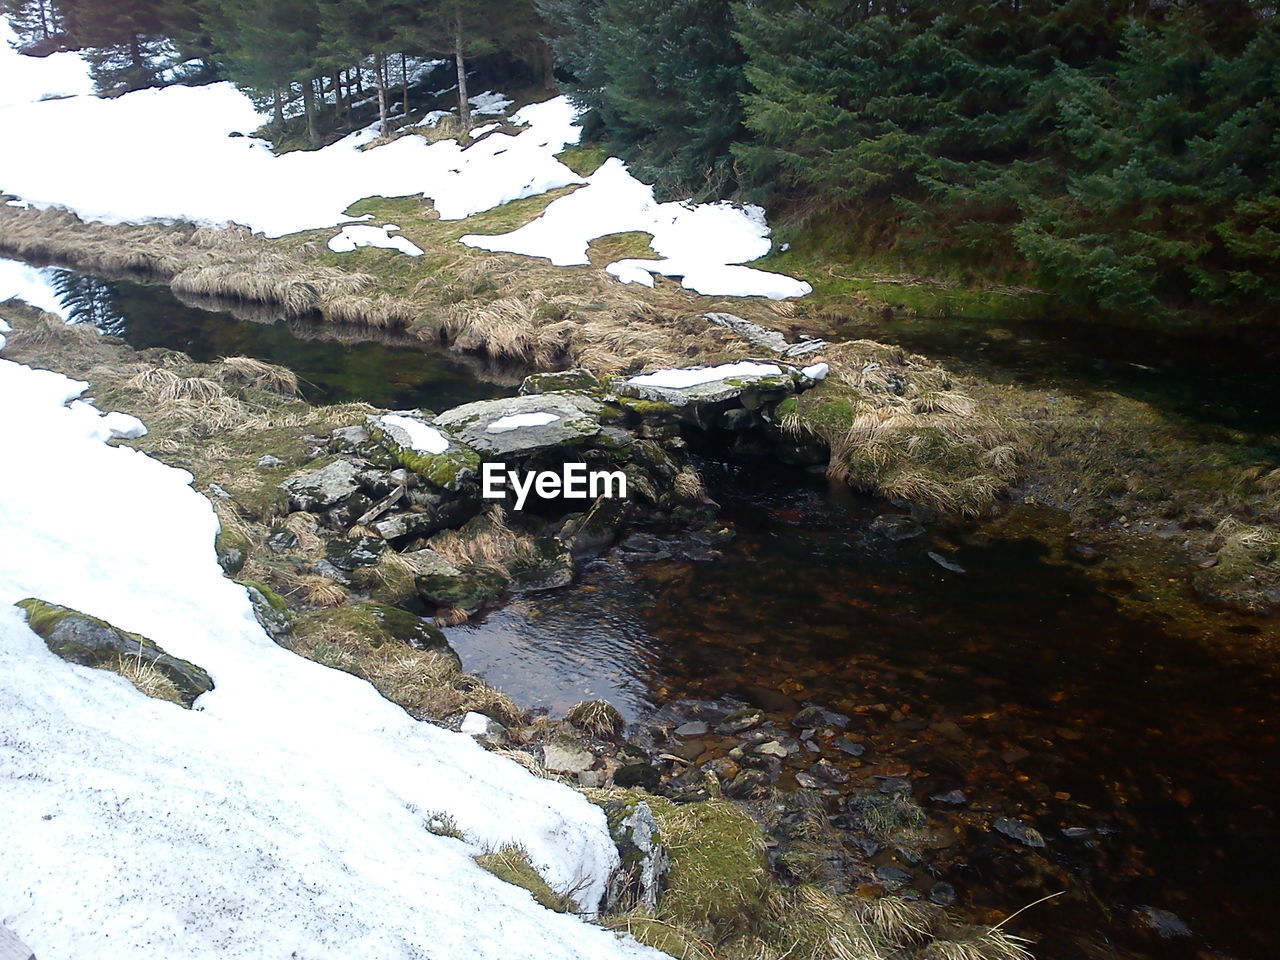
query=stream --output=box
[11,263,1280,960]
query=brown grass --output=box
[428,507,539,578]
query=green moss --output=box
[15,597,82,637]
[235,579,289,613]
[617,397,678,419]
[555,144,609,177]
[475,845,573,912]
[295,602,456,661]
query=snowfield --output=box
[0,347,667,960]
[0,20,809,299]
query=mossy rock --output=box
[236,579,293,644]
[368,415,481,492]
[519,369,603,396]
[295,602,459,664]
[416,566,507,615]
[215,527,251,576]
[15,598,214,708]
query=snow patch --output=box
[470,91,514,116]
[0,257,69,318]
[801,362,830,381]
[486,412,561,433]
[462,158,812,300]
[379,413,450,454]
[0,355,664,959]
[328,224,424,257]
[627,361,784,390]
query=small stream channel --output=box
[13,263,1280,960]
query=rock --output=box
[1062,827,1093,840]
[810,759,850,784]
[542,736,595,774]
[927,551,966,574]
[930,789,968,806]
[670,739,706,762]
[329,425,371,453]
[930,719,967,742]
[325,536,386,570]
[510,538,576,593]
[214,528,249,576]
[371,493,478,541]
[281,459,365,512]
[724,769,772,799]
[874,864,914,887]
[601,798,669,912]
[613,361,805,419]
[835,737,866,757]
[993,816,1046,848]
[928,881,957,906]
[460,711,509,747]
[257,454,284,469]
[674,720,710,738]
[614,763,660,792]
[368,414,480,492]
[239,581,292,645]
[794,704,851,730]
[298,603,457,662]
[717,708,765,735]
[795,772,824,790]
[16,598,213,707]
[738,685,800,714]
[414,557,505,615]
[1137,907,1192,939]
[435,393,608,458]
[578,770,604,788]
[868,514,924,541]
[519,369,603,395]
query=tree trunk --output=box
[401,52,409,118]
[332,70,343,119]
[454,15,471,131]
[302,79,318,146]
[272,87,283,128]
[375,53,389,137]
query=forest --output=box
[6,0,1278,326]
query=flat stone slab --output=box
[613,360,806,408]
[434,393,606,458]
[281,459,363,511]
[705,313,829,358]
[368,414,480,491]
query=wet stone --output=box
[795,772,823,790]
[930,789,968,806]
[614,763,660,792]
[794,704,851,730]
[724,769,773,799]
[835,737,867,757]
[993,816,1046,848]
[810,759,850,784]
[673,720,710,738]
[874,865,914,887]
[716,708,765,735]
[928,881,957,906]
[877,778,913,795]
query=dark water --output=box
[43,267,509,410]
[451,464,1280,960]
[18,260,1280,959]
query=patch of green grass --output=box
[556,143,609,177]
[475,845,574,913]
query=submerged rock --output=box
[16,598,213,708]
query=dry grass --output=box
[293,615,524,724]
[474,844,577,913]
[781,340,1024,516]
[114,653,185,705]
[428,507,539,578]
[563,699,624,739]
[218,356,300,396]
[672,467,708,503]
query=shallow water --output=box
[451,463,1280,960]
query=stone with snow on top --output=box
[434,393,605,458]
[369,413,480,492]
[614,361,802,408]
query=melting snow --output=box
[462,159,812,300]
[627,362,784,389]
[379,413,450,454]
[328,224,424,257]
[0,354,665,958]
[487,411,561,433]
[0,257,69,318]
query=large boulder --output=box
[612,360,814,410]
[15,599,214,708]
[435,393,608,459]
[368,413,481,492]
